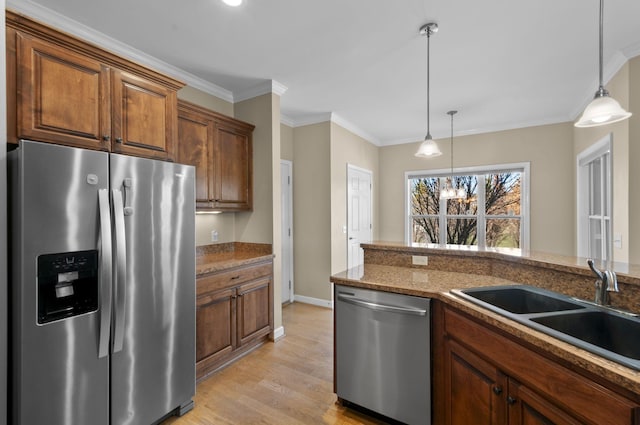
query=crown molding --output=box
[280,114,295,128]
[7,0,234,102]
[329,113,380,146]
[622,40,640,61]
[234,80,288,103]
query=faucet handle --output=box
[587,259,604,280]
[604,270,619,293]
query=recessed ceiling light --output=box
[222,0,242,6]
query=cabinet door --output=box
[111,69,177,161]
[178,109,214,208]
[445,339,507,425]
[508,381,583,425]
[16,33,111,150]
[237,277,272,346]
[196,288,236,365]
[213,121,252,210]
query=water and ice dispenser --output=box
[37,250,99,324]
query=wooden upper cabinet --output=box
[177,100,254,211]
[16,33,111,151]
[214,121,253,210]
[111,70,177,161]
[178,103,214,208]
[7,11,183,161]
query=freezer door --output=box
[9,140,110,425]
[109,154,196,425]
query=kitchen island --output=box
[330,242,640,425]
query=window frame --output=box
[405,162,530,251]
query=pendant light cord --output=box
[598,0,604,90]
[426,31,431,139]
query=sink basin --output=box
[531,310,640,361]
[457,285,586,314]
[454,285,640,370]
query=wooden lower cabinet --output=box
[196,260,273,380]
[437,303,640,425]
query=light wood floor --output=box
[163,302,386,425]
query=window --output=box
[577,136,612,261]
[407,163,529,250]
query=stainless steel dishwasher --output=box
[335,284,431,425]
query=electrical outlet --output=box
[211,230,219,242]
[412,255,428,266]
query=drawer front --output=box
[197,262,272,296]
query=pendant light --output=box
[415,23,442,157]
[575,0,631,127]
[440,111,466,199]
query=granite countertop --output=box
[361,241,640,286]
[196,242,273,276]
[330,263,640,396]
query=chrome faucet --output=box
[587,259,619,305]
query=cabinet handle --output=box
[115,137,123,144]
[492,386,503,395]
[231,275,241,280]
[103,135,111,142]
[507,396,517,405]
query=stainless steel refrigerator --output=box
[8,140,196,425]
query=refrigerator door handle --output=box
[112,188,127,353]
[98,188,113,359]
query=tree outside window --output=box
[409,169,523,249]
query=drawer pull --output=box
[231,275,241,280]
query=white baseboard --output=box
[293,294,334,309]
[271,326,285,342]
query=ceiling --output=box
[8,0,640,145]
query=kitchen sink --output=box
[457,285,586,315]
[531,310,640,361]
[453,285,640,370]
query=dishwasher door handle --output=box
[337,293,427,316]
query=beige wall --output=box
[629,57,640,264]
[330,123,379,274]
[292,123,332,301]
[281,123,294,161]
[234,93,283,332]
[178,86,234,116]
[378,123,575,256]
[574,63,631,263]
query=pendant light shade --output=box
[415,135,442,157]
[415,23,442,158]
[576,90,631,127]
[575,0,631,128]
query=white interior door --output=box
[280,160,294,304]
[347,165,372,270]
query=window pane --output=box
[410,177,439,216]
[589,218,602,259]
[486,218,521,248]
[447,218,477,245]
[412,217,439,244]
[485,172,521,216]
[590,159,602,216]
[446,176,478,215]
